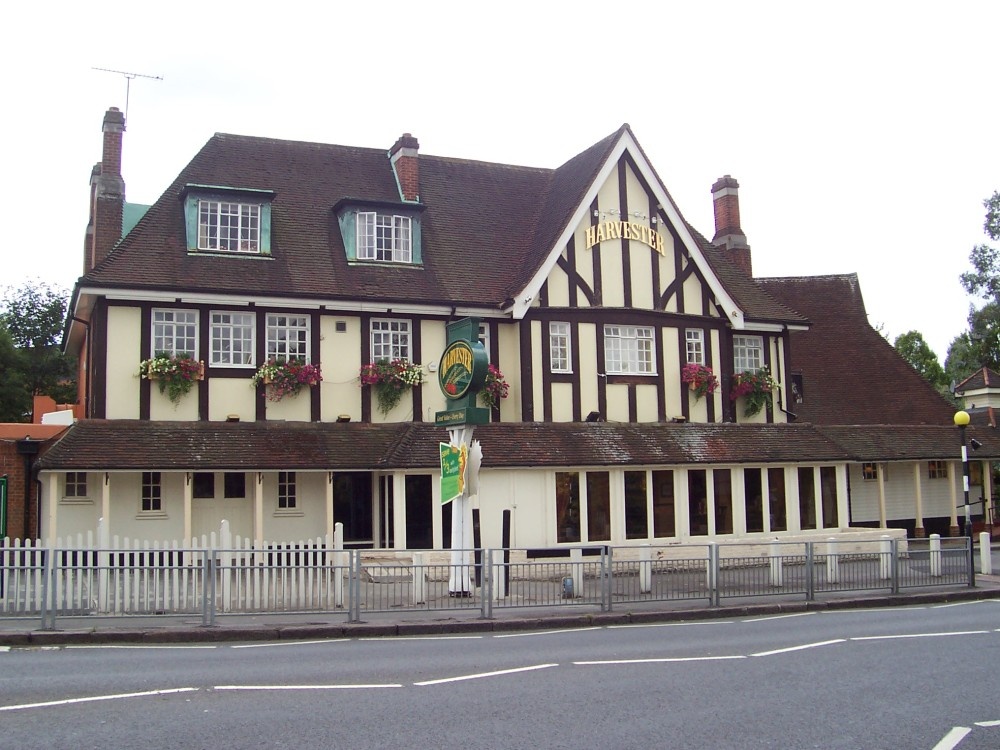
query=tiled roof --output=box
[758,274,956,425]
[81,127,806,325]
[956,367,1000,393]
[38,419,999,472]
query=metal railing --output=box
[0,535,976,629]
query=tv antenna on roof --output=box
[91,67,163,121]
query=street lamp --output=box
[953,410,974,572]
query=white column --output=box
[325,472,335,542]
[101,473,111,537]
[45,476,59,546]
[254,472,264,548]
[949,461,960,531]
[183,472,193,543]
[393,473,406,550]
[912,463,924,536]
[876,465,887,529]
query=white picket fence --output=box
[0,521,348,619]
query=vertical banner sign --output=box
[439,443,467,505]
[0,475,7,537]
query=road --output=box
[3,601,1000,749]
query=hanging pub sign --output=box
[435,318,491,427]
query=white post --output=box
[979,531,992,575]
[448,426,475,596]
[826,537,840,583]
[930,533,942,577]
[770,540,783,587]
[879,534,892,580]
[639,543,652,594]
[220,520,232,612]
[492,548,506,601]
[412,551,426,604]
[570,547,583,599]
[97,517,110,613]
[333,522,345,608]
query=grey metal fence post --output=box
[202,553,216,627]
[350,549,361,623]
[602,546,612,612]
[39,548,54,630]
[712,543,721,607]
[806,542,815,601]
[968,536,976,588]
[890,538,900,595]
[482,549,492,619]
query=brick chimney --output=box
[711,175,751,276]
[86,107,126,274]
[389,133,420,202]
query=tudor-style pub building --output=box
[34,107,999,551]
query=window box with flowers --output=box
[730,367,779,417]
[251,358,323,402]
[139,353,205,405]
[479,364,509,409]
[681,363,718,400]
[359,359,424,415]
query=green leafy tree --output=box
[0,326,30,421]
[894,330,946,388]
[0,280,77,418]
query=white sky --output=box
[4,1,998,361]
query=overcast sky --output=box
[4,1,998,362]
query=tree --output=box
[0,326,30,421]
[0,280,77,418]
[894,331,947,388]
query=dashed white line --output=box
[751,639,844,657]
[494,627,600,638]
[232,639,349,649]
[851,630,988,641]
[575,655,746,665]
[974,719,1000,727]
[932,601,983,609]
[742,612,816,623]
[414,663,557,686]
[932,726,971,750]
[608,621,733,630]
[360,635,484,642]
[215,684,401,691]
[0,687,199,712]
[66,644,217,650]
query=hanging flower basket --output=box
[251,358,322,402]
[479,364,510,409]
[139,353,204,405]
[359,359,424,415]
[730,367,779,417]
[681,363,719,400]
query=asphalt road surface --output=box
[3,601,1000,749]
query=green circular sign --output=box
[438,341,488,400]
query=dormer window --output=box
[198,200,260,253]
[182,184,274,256]
[357,212,411,262]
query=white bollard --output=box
[639,544,652,594]
[980,531,992,575]
[826,537,840,584]
[879,535,892,580]
[412,551,426,605]
[492,550,507,602]
[570,547,583,599]
[929,533,942,577]
[769,541,783,587]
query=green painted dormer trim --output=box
[181,184,275,255]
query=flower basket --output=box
[730,367,779,417]
[359,359,424,415]
[479,364,509,410]
[252,358,322,402]
[139,353,204,404]
[681,363,718,400]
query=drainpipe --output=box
[15,438,41,540]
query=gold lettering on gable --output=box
[584,219,666,256]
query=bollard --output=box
[879,535,892,580]
[979,532,992,576]
[492,549,507,602]
[769,540,783,587]
[929,533,942,577]
[639,544,652,594]
[570,547,583,600]
[826,537,840,584]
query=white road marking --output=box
[751,639,844,657]
[742,612,815,623]
[232,639,349,649]
[608,621,733,630]
[414,663,557,686]
[215,684,401,690]
[0,687,199,712]
[932,726,971,750]
[851,630,988,641]
[66,644,217,650]
[575,655,746,665]
[494,627,600,638]
[932,601,984,609]
[0,646,9,653]
[974,719,1000,727]
[360,635,484,641]
[819,607,926,615]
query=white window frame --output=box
[211,311,256,367]
[141,472,162,513]
[371,319,411,361]
[198,200,261,253]
[278,471,297,510]
[266,314,310,362]
[604,325,655,375]
[357,212,412,263]
[550,322,571,373]
[152,309,198,358]
[65,472,88,499]
[685,329,705,365]
[733,335,764,372]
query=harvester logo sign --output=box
[439,341,476,399]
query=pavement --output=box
[4,573,1000,647]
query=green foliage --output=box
[893,330,946,388]
[0,327,30,421]
[0,280,77,419]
